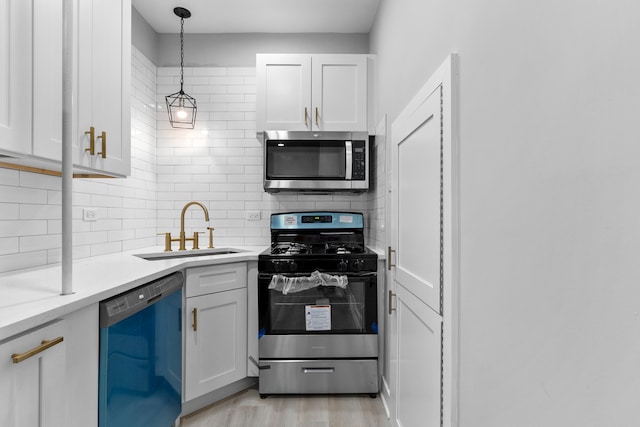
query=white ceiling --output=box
[132,0,381,34]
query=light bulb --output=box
[176,109,188,119]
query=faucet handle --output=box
[207,227,215,249]
[192,232,204,250]
[157,232,173,252]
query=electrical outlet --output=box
[82,208,98,222]
[245,211,261,221]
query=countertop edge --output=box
[0,246,264,342]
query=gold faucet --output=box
[159,201,211,251]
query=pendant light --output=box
[166,7,197,128]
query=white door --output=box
[388,55,459,427]
[256,54,312,131]
[184,288,248,401]
[311,54,367,131]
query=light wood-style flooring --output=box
[180,386,390,427]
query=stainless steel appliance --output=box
[258,212,378,396]
[98,272,183,427]
[262,131,370,192]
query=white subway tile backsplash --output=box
[0,168,19,186]
[0,237,19,255]
[0,203,19,220]
[0,251,48,273]
[0,185,49,204]
[19,234,61,252]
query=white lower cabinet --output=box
[0,304,98,427]
[184,264,248,402]
[0,320,66,427]
[393,287,442,427]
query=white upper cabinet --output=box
[256,54,367,132]
[0,0,131,177]
[33,0,63,161]
[75,0,131,177]
[0,0,36,155]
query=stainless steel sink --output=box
[134,247,248,261]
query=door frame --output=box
[388,53,460,427]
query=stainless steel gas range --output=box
[257,211,379,397]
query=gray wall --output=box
[132,8,369,67]
[132,6,159,65]
[156,32,369,67]
[370,0,640,425]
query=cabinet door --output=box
[76,0,131,176]
[0,319,67,427]
[0,0,32,155]
[393,287,442,427]
[256,54,312,131]
[184,288,248,401]
[32,0,63,160]
[312,54,367,131]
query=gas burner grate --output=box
[270,242,311,255]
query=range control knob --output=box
[288,261,298,272]
[352,259,364,272]
[337,259,348,272]
[272,260,284,273]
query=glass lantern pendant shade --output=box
[166,7,197,129]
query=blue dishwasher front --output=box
[99,272,183,427]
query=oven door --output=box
[258,272,377,336]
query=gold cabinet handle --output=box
[84,127,95,155]
[192,308,198,331]
[315,107,319,126]
[387,246,396,271]
[388,291,396,315]
[304,107,308,126]
[12,336,64,364]
[97,131,106,158]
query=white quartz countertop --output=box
[0,246,265,341]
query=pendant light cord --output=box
[179,17,185,93]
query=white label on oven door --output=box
[284,215,297,226]
[305,305,331,331]
[339,215,353,223]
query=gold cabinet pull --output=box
[192,308,198,331]
[388,291,396,315]
[97,131,107,158]
[315,107,319,126]
[387,246,396,271]
[304,107,308,126]
[12,336,64,364]
[84,127,95,155]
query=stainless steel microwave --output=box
[262,131,370,193]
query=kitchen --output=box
[1,0,639,426]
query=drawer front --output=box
[186,262,247,297]
[258,359,378,394]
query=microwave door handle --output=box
[345,140,353,179]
